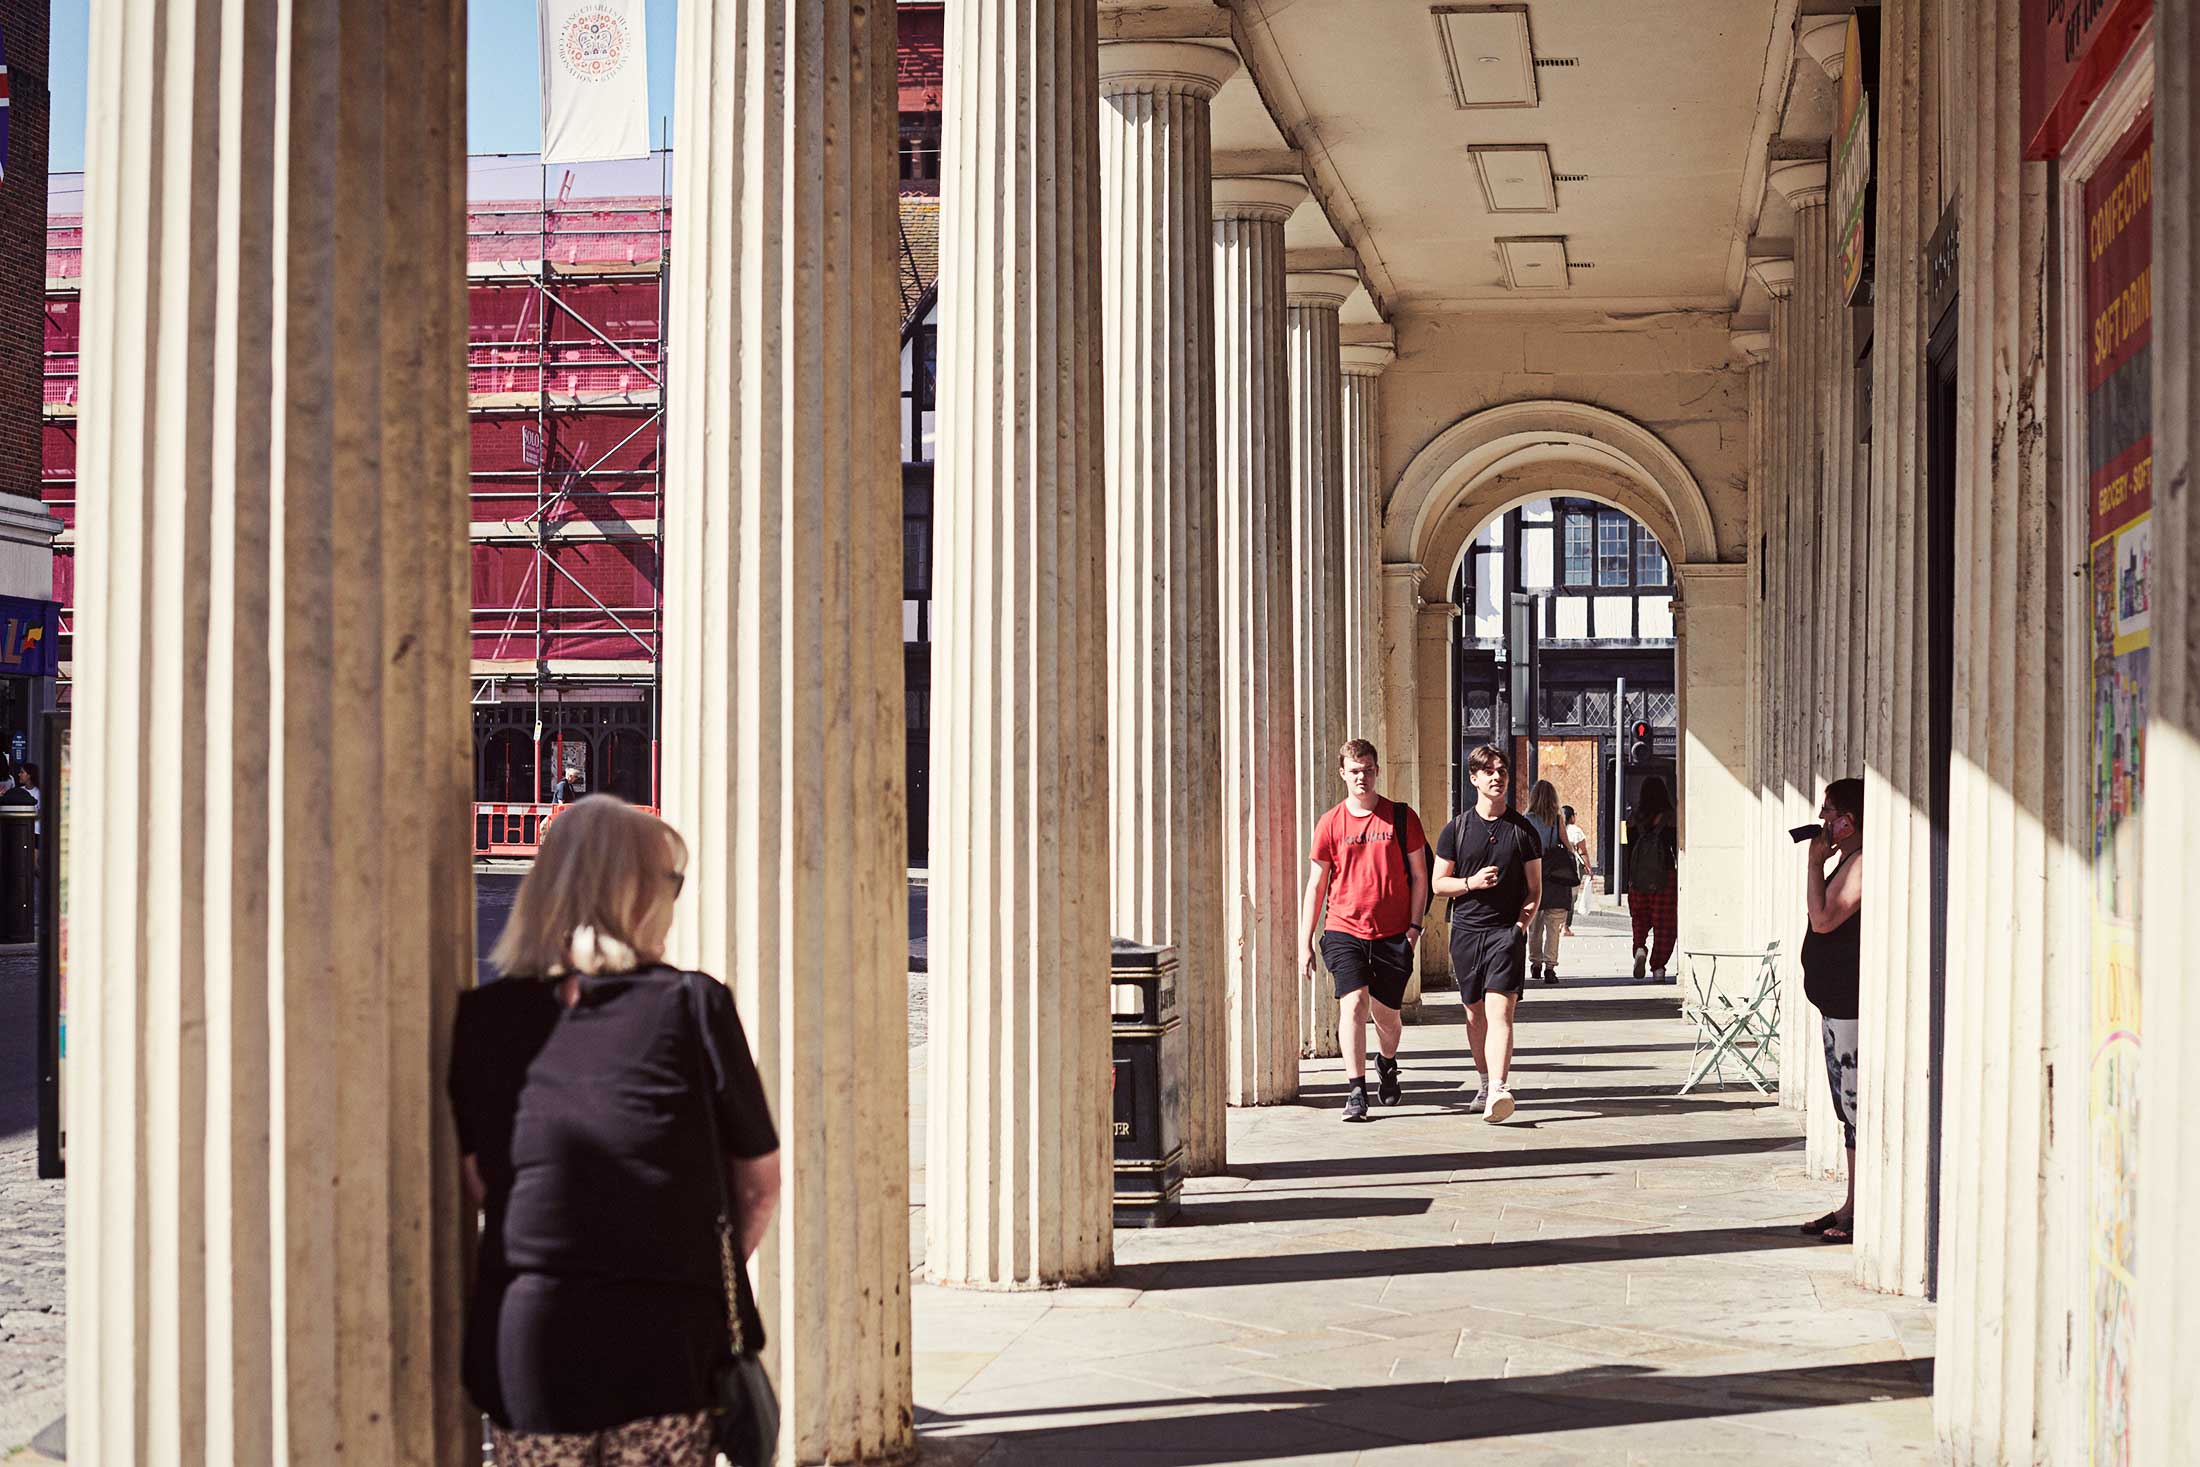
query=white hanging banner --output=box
[539,0,650,165]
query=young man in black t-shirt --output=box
[1430,744,1543,1122]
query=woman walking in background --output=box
[1560,804,1592,935]
[1626,776,1680,981]
[1524,780,1573,984]
[449,796,782,1466]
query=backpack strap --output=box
[1389,801,1431,918]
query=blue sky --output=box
[49,0,681,173]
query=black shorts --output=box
[1449,922,1527,1004]
[1319,930,1415,1011]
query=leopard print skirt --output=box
[489,1409,713,1467]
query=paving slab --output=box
[910,910,1936,1463]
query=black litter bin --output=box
[0,808,35,943]
[1110,939,1183,1227]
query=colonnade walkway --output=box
[907,911,1936,1465]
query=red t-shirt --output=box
[1310,798,1428,939]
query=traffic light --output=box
[1629,720,1651,765]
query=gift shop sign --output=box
[1834,13,1880,306]
[2023,0,2153,159]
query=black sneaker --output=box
[1375,1054,1401,1106]
[1342,1084,1370,1123]
[1543,967,1560,985]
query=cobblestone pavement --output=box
[910,907,1938,1465]
[0,946,62,1454]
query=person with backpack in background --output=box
[1626,776,1680,981]
[1561,804,1592,935]
[1297,738,1429,1123]
[1523,780,1574,984]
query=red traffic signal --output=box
[1632,720,1650,740]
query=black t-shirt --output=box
[1435,807,1544,929]
[448,966,778,1432]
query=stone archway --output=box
[1375,401,1753,998]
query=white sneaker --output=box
[1484,1085,1516,1123]
[1465,1077,1488,1111]
[1632,946,1647,980]
[1652,967,1670,983]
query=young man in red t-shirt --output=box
[1298,739,1430,1122]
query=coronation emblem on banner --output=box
[558,5,630,82]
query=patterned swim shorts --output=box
[489,1409,713,1467]
[1821,1016,1859,1151]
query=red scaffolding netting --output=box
[43,153,670,692]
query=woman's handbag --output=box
[681,974,781,1467]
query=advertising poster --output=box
[2083,107,2150,1467]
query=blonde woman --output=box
[1524,780,1573,984]
[449,796,781,1466]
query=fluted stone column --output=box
[65,2,473,1460]
[1855,0,1937,1316]
[1341,340,1395,740]
[1099,40,1236,1175]
[1213,177,1307,1105]
[927,0,1114,1288]
[658,4,911,1458]
[1288,272,1351,1057]
[1377,564,1429,1003]
[1753,254,1818,1131]
[1773,161,1847,1184]
[1410,600,1458,1001]
[2137,7,2200,1461]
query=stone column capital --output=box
[1380,560,1427,594]
[1797,16,1847,80]
[1750,255,1797,299]
[1099,40,1239,98]
[1340,341,1396,376]
[1768,157,1830,212]
[1212,176,1309,222]
[1286,271,1356,308]
[1730,324,1773,361]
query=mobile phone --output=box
[1789,823,1822,843]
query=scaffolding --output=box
[40,157,674,837]
[464,152,670,813]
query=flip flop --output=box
[1819,1217,1855,1244]
[1799,1210,1843,1236]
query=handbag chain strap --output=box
[681,972,749,1355]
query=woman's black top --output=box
[448,966,778,1434]
[1800,854,1862,1020]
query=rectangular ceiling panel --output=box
[1498,235,1571,289]
[1434,5,1538,109]
[1470,145,1558,212]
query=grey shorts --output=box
[1822,1017,1859,1150]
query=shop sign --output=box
[1833,13,1880,305]
[0,596,56,677]
[2023,0,2154,159]
[2082,106,2150,1467]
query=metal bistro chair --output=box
[1678,940,1782,1095]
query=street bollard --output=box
[1110,939,1183,1227]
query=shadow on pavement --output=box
[1175,1193,1436,1226]
[1110,1221,1830,1291]
[1226,1132,1802,1184]
[919,1356,1934,1461]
